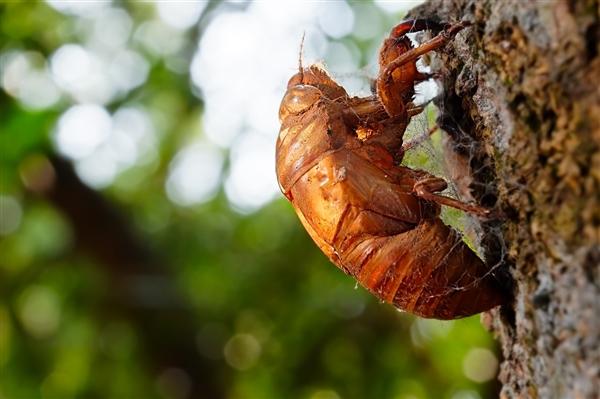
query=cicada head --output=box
[279,65,348,123]
[278,84,323,123]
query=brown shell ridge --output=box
[382,224,447,311]
[333,217,503,319]
[283,148,340,196]
[406,220,506,319]
[405,224,467,311]
[344,230,419,305]
[402,223,480,318]
[327,151,430,224]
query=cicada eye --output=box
[279,85,322,121]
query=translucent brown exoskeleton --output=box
[275,20,508,319]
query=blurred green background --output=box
[0,1,500,398]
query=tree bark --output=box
[408,1,599,398]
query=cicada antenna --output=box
[298,31,306,82]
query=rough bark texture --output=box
[408,1,600,398]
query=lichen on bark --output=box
[409,1,600,397]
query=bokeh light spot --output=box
[155,368,192,399]
[451,390,482,399]
[17,285,61,339]
[110,106,156,166]
[223,333,261,371]
[0,195,23,236]
[309,389,341,399]
[53,104,112,160]
[317,2,355,39]
[74,147,119,189]
[410,318,454,347]
[46,0,109,16]
[374,0,426,14]
[166,143,223,206]
[90,7,133,49]
[224,133,279,213]
[51,44,117,103]
[1,51,60,110]
[19,155,57,194]
[135,20,185,57]
[462,347,499,383]
[108,49,149,93]
[352,3,384,40]
[156,1,207,30]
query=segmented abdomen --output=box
[340,218,505,319]
[289,149,506,319]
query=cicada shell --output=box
[275,20,508,319]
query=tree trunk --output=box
[408,1,599,398]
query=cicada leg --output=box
[413,176,496,218]
[380,21,470,83]
[377,21,470,118]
